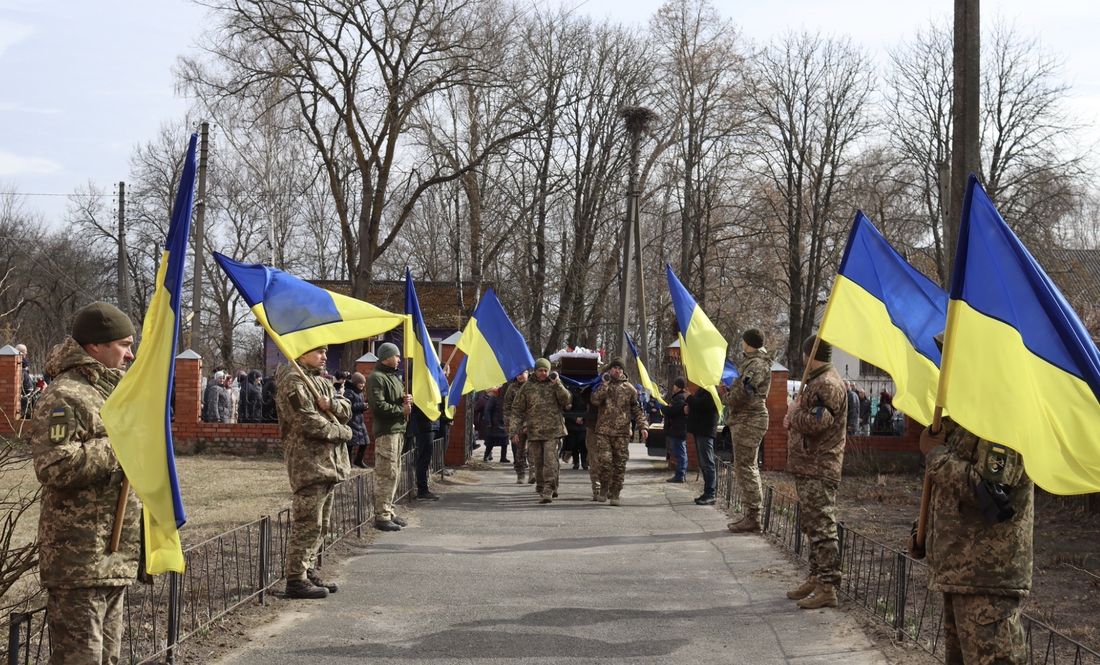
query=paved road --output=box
[216,446,888,664]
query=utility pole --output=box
[117,182,130,317]
[190,122,210,352]
[616,106,657,361]
[947,0,980,284]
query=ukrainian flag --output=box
[446,288,535,415]
[625,332,667,406]
[101,134,196,575]
[405,269,448,422]
[940,175,1100,494]
[666,265,727,408]
[818,211,948,425]
[213,253,405,362]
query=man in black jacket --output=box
[686,385,720,504]
[662,378,689,483]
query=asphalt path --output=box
[216,445,888,664]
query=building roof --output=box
[1040,249,1100,305]
[311,280,483,330]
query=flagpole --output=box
[109,477,130,552]
[798,291,839,399]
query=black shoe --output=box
[391,516,408,527]
[582,464,589,470]
[375,520,402,531]
[307,570,338,593]
[353,460,368,469]
[499,458,510,464]
[484,454,492,461]
[286,579,328,599]
[695,495,717,505]
[572,464,580,470]
[666,477,685,483]
[417,491,440,501]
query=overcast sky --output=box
[2,0,1099,224]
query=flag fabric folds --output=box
[625,332,667,406]
[818,211,948,426]
[404,269,448,422]
[446,288,535,414]
[101,134,196,575]
[939,175,1100,494]
[213,253,405,362]
[666,265,728,408]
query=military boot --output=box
[786,577,818,600]
[727,512,761,533]
[596,490,608,503]
[527,472,536,484]
[307,570,338,594]
[609,497,621,506]
[797,583,838,609]
[285,579,328,599]
[516,474,525,484]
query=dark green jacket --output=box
[366,363,406,436]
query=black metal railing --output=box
[5,438,445,664]
[716,459,1100,664]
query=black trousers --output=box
[414,431,435,494]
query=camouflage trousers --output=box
[943,593,1027,665]
[373,433,403,522]
[794,476,841,586]
[529,439,561,498]
[286,482,335,581]
[596,434,630,498]
[586,428,602,495]
[46,585,127,665]
[511,432,529,476]
[730,415,767,516]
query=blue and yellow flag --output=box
[666,265,727,408]
[405,268,448,422]
[940,175,1100,494]
[213,253,405,362]
[101,134,196,575]
[818,211,948,425]
[625,332,667,406]
[446,288,535,414]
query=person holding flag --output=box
[719,328,773,533]
[275,344,353,599]
[32,302,140,664]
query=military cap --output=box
[742,327,765,349]
[801,335,832,362]
[607,357,626,370]
[376,342,400,361]
[71,301,135,345]
[535,358,551,370]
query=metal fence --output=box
[5,439,441,665]
[716,460,1100,664]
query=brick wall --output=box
[0,350,22,436]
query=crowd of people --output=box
[23,300,1035,665]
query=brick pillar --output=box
[762,367,790,471]
[441,344,467,466]
[0,346,20,434]
[174,350,203,424]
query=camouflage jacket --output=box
[590,374,648,437]
[275,363,352,493]
[508,378,571,440]
[927,419,1033,597]
[32,337,141,589]
[501,378,527,435]
[786,363,847,483]
[365,363,406,436]
[723,348,772,425]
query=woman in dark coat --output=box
[261,376,278,423]
[345,372,370,467]
[872,390,896,435]
[483,387,510,464]
[238,370,264,423]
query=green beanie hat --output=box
[376,342,400,361]
[72,302,135,345]
[742,328,765,349]
[535,358,551,370]
[607,357,626,370]
[802,335,832,362]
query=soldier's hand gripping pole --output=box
[289,358,337,422]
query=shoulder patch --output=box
[288,389,303,411]
[49,407,72,443]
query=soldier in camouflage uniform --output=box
[719,328,772,533]
[502,369,530,484]
[590,358,648,506]
[275,345,352,599]
[366,342,412,532]
[32,302,140,665]
[582,386,602,500]
[509,358,571,503]
[909,331,1032,665]
[784,336,847,609]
